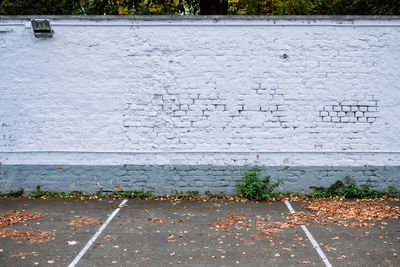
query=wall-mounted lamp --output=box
[31,19,53,38]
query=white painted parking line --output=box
[284,200,332,267]
[68,199,128,267]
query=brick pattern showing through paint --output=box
[319,96,379,124]
[123,76,288,148]
[251,77,287,127]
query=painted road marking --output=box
[284,200,333,267]
[68,199,128,267]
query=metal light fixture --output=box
[31,19,53,38]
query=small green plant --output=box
[309,180,345,197]
[69,191,84,196]
[110,189,155,199]
[30,185,59,198]
[133,189,155,199]
[236,163,283,200]
[282,192,300,198]
[386,186,400,197]
[204,191,228,198]
[170,190,200,198]
[95,190,105,197]
[6,188,24,197]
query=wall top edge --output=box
[1,151,400,154]
[1,15,400,22]
[0,15,400,20]
[2,15,400,27]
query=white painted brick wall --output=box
[0,16,400,168]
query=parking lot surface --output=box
[0,197,399,266]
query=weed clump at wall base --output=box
[236,164,283,200]
[29,185,65,198]
[309,176,390,198]
[110,189,155,199]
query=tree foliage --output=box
[0,0,200,15]
[200,0,228,15]
[0,0,82,15]
[0,0,399,15]
[228,0,400,15]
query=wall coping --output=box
[1,15,400,27]
[1,15,400,20]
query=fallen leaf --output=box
[148,217,164,223]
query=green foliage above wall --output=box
[0,0,399,16]
[228,0,400,15]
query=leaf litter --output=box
[210,200,400,240]
[9,251,38,258]
[0,210,54,244]
[0,228,54,244]
[0,210,42,228]
[209,212,248,231]
[306,200,400,226]
[68,216,100,228]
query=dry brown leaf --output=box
[148,217,164,223]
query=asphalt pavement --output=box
[0,197,399,266]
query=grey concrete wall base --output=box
[1,165,399,194]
